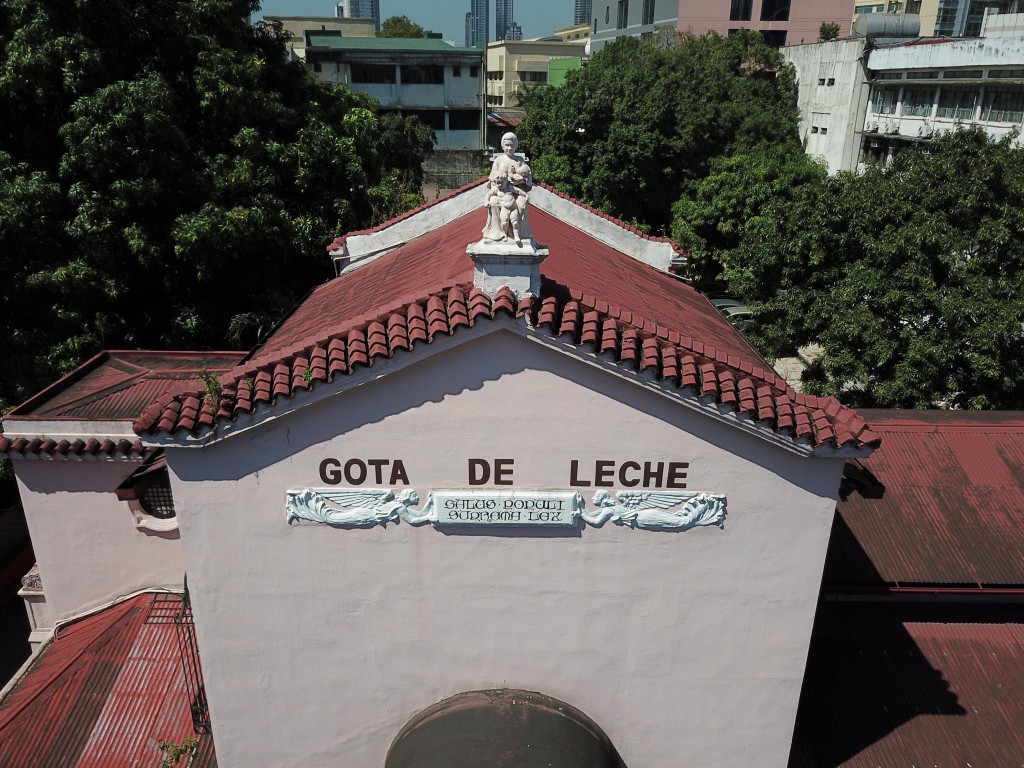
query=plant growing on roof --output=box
[197,367,224,409]
[157,736,198,767]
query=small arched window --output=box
[115,454,178,533]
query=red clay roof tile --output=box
[124,200,877,451]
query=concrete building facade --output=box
[304,36,485,150]
[486,39,587,108]
[784,22,1024,172]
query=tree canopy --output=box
[0,0,433,413]
[378,15,426,38]
[729,130,1024,409]
[518,31,803,233]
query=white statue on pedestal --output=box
[483,132,533,244]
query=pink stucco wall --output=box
[166,328,847,768]
[677,0,852,45]
[14,459,185,622]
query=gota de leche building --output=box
[1,175,1023,767]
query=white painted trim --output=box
[144,317,873,459]
[337,183,685,277]
[50,588,184,637]
[2,420,138,440]
[529,186,683,271]
[339,182,490,274]
[0,631,53,703]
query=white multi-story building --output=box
[304,35,485,150]
[784,13,1024,172]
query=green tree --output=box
[378,15,426,38]
[819,22,841,41]
[518,31,802,233]
[737,129,1024,409]
[672,145,827,288]
[0,0,434,413]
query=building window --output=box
[487,70,502,80]
[981,87,1024,123]
[760,29,787,46]
[401,65,445,85]
[760,0,791,21]
[520,70,548,83]
[901,88,933,117]
[453,66,462,77]
[989,69,1024,78]
[116,458,178,533]
[907,71,938,79]
[871,88,898,115]
[942,70,982,79]
[730,0,753,20]
[936,88,977,120]
[351,63,395,84]
[449,110,480,130]
[875,72,902,80]
[605,4,610,23]
[616,0,628,28]
[470,65,479,77]
[642,0,655,24]
[406,110,446,130]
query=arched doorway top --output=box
[386,689,621,768]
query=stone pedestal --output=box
[467,240,549,299]
[18,564,55,650]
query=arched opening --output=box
[386,689,622,768]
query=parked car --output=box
[719,304,756,333]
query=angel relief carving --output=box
[286,488,435,527]
[582,490,726,530]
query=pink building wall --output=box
[166,328,849,768]
[677,0,853,45]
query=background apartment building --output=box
[784,11,1024,172]
[486,39,588,108]
[591,0,854,51]
[304,35,485,150]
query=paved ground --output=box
[772,344,823,392]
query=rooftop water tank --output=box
[853,13,921,37]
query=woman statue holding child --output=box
[482,132,533,244]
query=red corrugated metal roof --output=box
[827,410,1024,586]
[0,593,217,767]
[134,205,878,451]
[790,601,1024,767]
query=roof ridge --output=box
[326,178,488,254]
[534,182,685,252]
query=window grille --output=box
[937,88,977,120]
[176,585,211,735]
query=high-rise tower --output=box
[465,0,488,45]
[495,0,514,40]
[573,0,593,25]
[336,0,380,31]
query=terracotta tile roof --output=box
[0,592,217,767]
[790,601,1024,767]
[134,207,877,451]
[1,351,245,458]
[0,435,151,459]
[826,409,1024,587]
